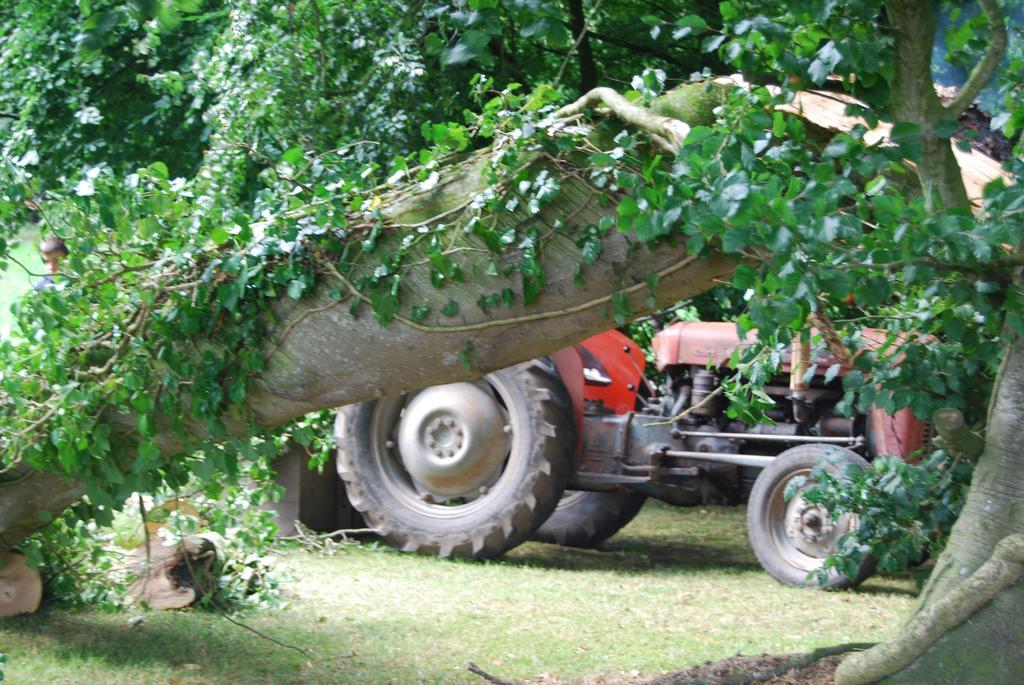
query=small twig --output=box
[467,662,516,685]
[176,536,319,662]
[279,527,378,541]
[219,611,316,660]
[1,251,49,278]
[385,199,472,228]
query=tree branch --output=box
[932,408,985,463]
[944,0,1007,117]
[552,87,690,152]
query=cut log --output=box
[0,551,42,616]
[128,535,218,610]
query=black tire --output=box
[334,359,575,559]
[533,491,647,548]
[747,444,875,589]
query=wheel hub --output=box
[784,494,840,557]
[396,382,511,498]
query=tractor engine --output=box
[569,322,864,504]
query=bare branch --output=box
[944,0,1007,117]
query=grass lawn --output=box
[0,225,40,338]
[0,503,918,684]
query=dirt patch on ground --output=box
[519,648,862,684]
[647,652,842,685]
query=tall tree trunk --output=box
[836,2,1019,682]
[567,0,597,93]
[0,83,733,554]
[836,337,1024,684]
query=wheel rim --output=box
[765,468,856,573]
[369,377,520,519]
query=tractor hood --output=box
[652,321,877,372]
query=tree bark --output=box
[885,0,970,209]
[0,82,735,554]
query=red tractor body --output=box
[560,325,926,463]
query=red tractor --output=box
[334,322,927,588]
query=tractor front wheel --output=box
[747,444,875,589]
[334,359,575,559]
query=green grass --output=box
[0,225,40,338]
[0,503,918,684]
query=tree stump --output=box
[0,551,42,616]
[128,535,218,610]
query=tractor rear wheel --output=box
[533,491,647,548]
[334,359,575,559]
[747,444,875,589]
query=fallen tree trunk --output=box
[0,82,735,555]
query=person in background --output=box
[35,237,67,291]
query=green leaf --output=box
[442,29,491,66]
[424,32,444,55]
[808,41,841,85]
[287,279,305,300]
[616,196,640,231]
[458,341,474,370]
[865,176,887,196]
[612,291,632,325]
[933,119,959,139]
[702,34,726,53]
[146,161,169,181]
[824,364,842,384]
[442,299,460,316]
[772,111,786,138]
[722,228,749,252]
[890,122,920,139]
[733,263,758,290]
[229,381,246,404]
[210,226,231,246]
[280,147,304,165]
